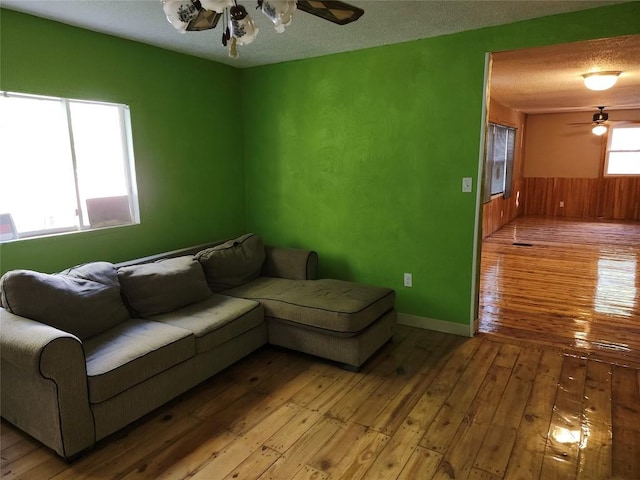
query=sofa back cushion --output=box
[0,262,130,339]
[195,233,265,291]
[118,256,211,317]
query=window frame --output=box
[603,123,640,177]
[483,122,516,203]
[0,91,140,242]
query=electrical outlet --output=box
[403,273,412,287]
[462,177,473,193]
[560,201,564,208]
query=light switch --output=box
[462,177,473,193]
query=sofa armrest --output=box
[262,246,318,280]
[1,308,95,459]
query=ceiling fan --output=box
[162,0,364,58]
[569,106,610,136]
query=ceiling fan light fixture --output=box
[229,4,258,45]
[163,0,201,32]
[259,0,297,33]
[162,0,363,59]
[582,71,621,91]
[592,124,607,136]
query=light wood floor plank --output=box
[0,446,66,480]
[262,408,324,455]
[406,336,483,434]
[611,364,640,478]
[352,333,460,436]
[289,363,346,407]
[5,215,640,480]
[257,416,342,480]
[577,360,613,480]
[396,446,442,480]
[433,361,513,480]
[291,465,328,480]
[306,420,367,476]
[304,369,362,415]
[0,423,29,452]
[219,446,280,480]
[540,356,588,479]
[473,348,542,477]
[359,423,423,480]
[503,349,564,479]
[467,467,502,480]
[419,339,499,453]
[190,402,304,480]
[50,408,204,480]
[120,426,237,480]
[325,425,389,480]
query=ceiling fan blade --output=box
[186,8,221,31]
[297,0,364,25]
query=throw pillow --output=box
[0,262,130,339]
[195,233,265,291]
[117,255,211,317]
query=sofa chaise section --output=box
[224,277,396,369]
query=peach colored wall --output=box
[523,109,640,178]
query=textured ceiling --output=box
[491,34,640,114]
[2,1,638,114]
[1,0,630,68]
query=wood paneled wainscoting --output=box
[523,177,640,220]
[482,178,524,238]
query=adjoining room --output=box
[479,35,640,366]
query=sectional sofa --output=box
[0,234,396,459]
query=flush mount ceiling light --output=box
[162,0,364,58]
[582,71,621,91]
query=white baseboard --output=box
[397,313,472,337]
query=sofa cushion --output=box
[223,278,395,335]
[118,256,211,317]
[0,262,130,340]
[83,318,195,403]
[195,233,265,291]
[149,294,264,353]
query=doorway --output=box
[476,35,640,366]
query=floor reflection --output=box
[595,253,637,317]
[479,217,640,367]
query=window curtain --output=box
[503,128,516,199]
[483,124,496,204]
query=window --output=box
[483,123,516,202]
[604,124,640,176]
[0,91,139,241]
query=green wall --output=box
[241,2,640,325]
[0,9,246,274]
[1,3,639,327]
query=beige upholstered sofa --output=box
[0,234,396,460]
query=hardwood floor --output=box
[479,216,640,368]
[2,215,640,479]
[2,324,639,479]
